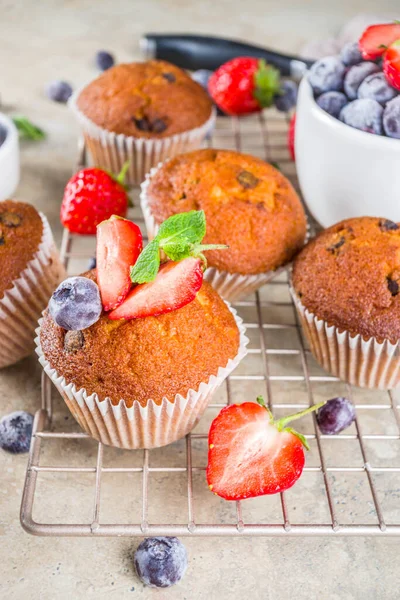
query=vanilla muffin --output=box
[291,216,400,389]
[70,61,215,185]
[38,271,247,449]
[141,149,307,300]
[0,200,65,368]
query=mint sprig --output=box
[12,116,45,141]
[253,60,281,109]
[130,210,227,284]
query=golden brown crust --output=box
[146,149,307,274]
[76,60,213,138]
[40,272,240,408]
[292,217,400,343]
[0,200,43,299]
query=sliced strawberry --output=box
[359,23,400,60]
[109,257,203,320]
[206,398,324,501]
[97,216,143,311]
[288,113,296,161]
[383,40,400,91]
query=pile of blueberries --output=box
[309,41,400,138]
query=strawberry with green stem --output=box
[207,396,326,501]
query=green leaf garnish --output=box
[253,60,281,109]
[130,209,228,283]
[130,238,160,283]
[12,116,45,141]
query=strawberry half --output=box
[206,397,324,501]
[383,40,400,91]
[96,216,143,311]
[359,23,400,60]
[109,257,203,320]
[288,113,296,161]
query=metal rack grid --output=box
[21,111,400,536]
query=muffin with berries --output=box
[0,200,65,368]
[141,149,307,301]
[291,216,400,389]
[69,60,215,185]
[37,211,247,449]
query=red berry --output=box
[359,23,400,60]
[109,257,203,320]
[60,167,128,235]
[208,57,281,116]
[383,40,400,91]
[288,113,296,161]
[206,398,323,501]
[96,216,143,312]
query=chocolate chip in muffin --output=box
[327,236,345,254]
[387,277,399,297]
[152,118,168,133]
[64,330,84,354]
[162,72,176,83]
[0,211,22,227]
[132,116,152,132]
[237,170,260,189]
[379,219,399,232]
[0,234,4,246]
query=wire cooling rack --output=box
[21,111,400,536]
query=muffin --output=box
[0,200,65,368]
[141,149,307,301]
[37,272,247,449]
[291,216,400,389]
[69,60,215,185]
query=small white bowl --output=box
[0,113,20,201]
[295,77,400,228]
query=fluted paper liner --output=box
[68,87,216,186]
[140,163,309,302]
[35,305,248,449]
[290,285,400,389]
[0,214,65,369]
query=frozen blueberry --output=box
[0,411,34,453]
[358,73,398,105]
[191,69,213,89]
[316,91,348,118]
[95,50,115,71]
[383,96,400,139]
[87,257,97,270]
[49,276,102,331]
[274,80,298,112]
[308,56,346,95]
[340,41,362,67]
[343,62,380,100]
[0,124,7,147]
[340,98,383,134]
[316,398,355,435]
[134,537,188,588]
[46,80,73,103]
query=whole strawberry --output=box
[60,164,129,234]
[208,57,281,116]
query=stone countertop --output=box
[1,1,400,599]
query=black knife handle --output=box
[141,34,312,77]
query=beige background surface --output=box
[1,1,400,599]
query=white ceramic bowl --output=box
[295,77,400,228]
[0,113,20,201]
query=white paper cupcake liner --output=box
[35,304,248,449]
[140,163,309,302]
[290,284,400,389]
[68,87,216,186]
[0,214,66,369]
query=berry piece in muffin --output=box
[292,216,400,343]
[145,149,306,275]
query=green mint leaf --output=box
[12,116,45,141]
[130,239,160,283]
[158,210,206,246]
[253,60,281,109]
[162,239,193,261]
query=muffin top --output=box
[292,217,400,343]
[0,200,43,299]
[76,60,213,138]
[40,272,240,408]
[146,149,307,275]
